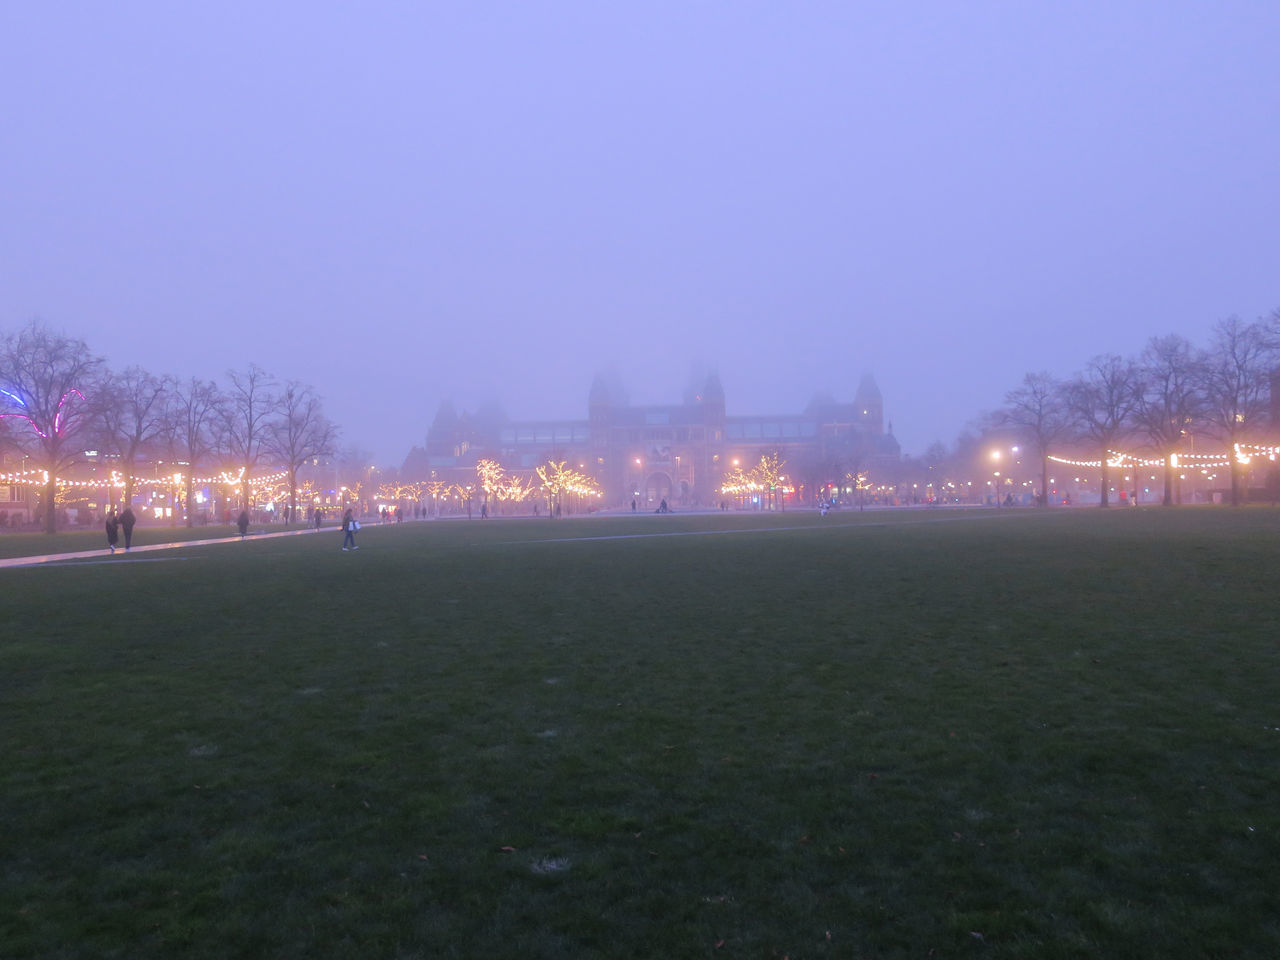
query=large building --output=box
[402,374,901,508]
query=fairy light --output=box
[1047,445,1259,470]
[0,465,288,492]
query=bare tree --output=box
[0,320,104,532]
[91,366,171,508]
[1199,316,1275,506]
[165,377,222,526]
[217,365,279,511]
[265,380,339,523]
[1133,335,1204,506]
[1001,372,1071,507]
[1064,355,1140,507]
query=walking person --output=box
[342,508,359,550]
[236,509,250,538]
[313,507,323,530]
[119,505,136,551]
[105,512,119,554]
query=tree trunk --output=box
[1230,460,1242,507]
[288,467,298,526]
[1099,454,1110,508]
[1040,456,1050,507]
[43,474,57,533]
[1163,455,1175,507]
[185,476,195,527]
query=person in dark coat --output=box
[105,512,120,554]
[119,506,136,550]
[341,508,358,550]
[237,510,250,538]
[313,507,323,530]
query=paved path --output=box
[0,526,327,570]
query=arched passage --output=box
[644,472,672,507]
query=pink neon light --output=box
[0,388,86,439]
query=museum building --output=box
[402,374,901,508]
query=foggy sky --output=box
[3,3,1277,468]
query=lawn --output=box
[2,507,1278,958]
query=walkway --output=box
[0,526,326,570]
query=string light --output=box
[1046,444,1271,470]
[0,465,289,490]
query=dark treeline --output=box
[903,311,1280,508]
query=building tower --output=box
[854,374,884,434]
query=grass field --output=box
[2,507,1278,958]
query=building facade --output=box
[403,374,901,509]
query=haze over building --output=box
[403,369,899,507]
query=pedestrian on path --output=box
[342,509,359,550]
[120,506,136,550]
[105,512,119,554]
[237,510,250,538]
[314,507,323,530]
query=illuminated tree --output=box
[424,478,448,515]
[450,482,475,515]
[537,460,569,515]
[476,458,504,508]
[718,465,756,506]
[500,474,535,513]
[0,320,104,533]
[265,380,338,524]
[399,481,424,513]
[535,459,601,515]
[752,450,786,510]
[255,478,290,512]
